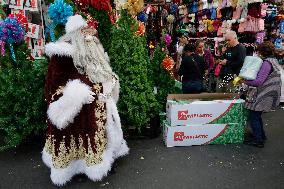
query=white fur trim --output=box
[65,15,87,34]
[42,98,129,186]
[45,42,75,57]
[47,79,93,130]
[238,18,246,23]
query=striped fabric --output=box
[245,58,282,112]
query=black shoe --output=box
[244,140,264,148]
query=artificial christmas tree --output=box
[0,43,47,150]
[109,10,158,132]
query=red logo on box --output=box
[174,132,184,141]
[174,132,208,142]
[178,110,188,120]
[177,110,213,120]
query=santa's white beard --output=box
[73,37,113,84]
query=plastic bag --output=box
[239,56,263,80]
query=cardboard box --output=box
[163,121,245,147]
[166,93,245,126]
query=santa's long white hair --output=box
[58,29,113,84]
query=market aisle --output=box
[0,106,284,189]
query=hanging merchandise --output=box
[126,0,144,16]
[48,0,73,25]
[164,33,172,47]
[167,14,175,34]
[275,37,283,49]
[0,17,25,62]
[280,20,284,33]
[90,0,112,11]
[8,11,28,32]
[9,0,24,10]
[135,21,145,36]
[24,0,39,12]
[137,11,148,22]
[162,55,175,78]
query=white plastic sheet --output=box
[239,56,263,80]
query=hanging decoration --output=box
[162,55,175,78]
[8,12,28,32]
[167,14,175,34]
[135,21,145,36]
[137,11,148,22]
[90,0,112,12]
[126,0,144,16]
[48,0,73,25]
[74,0,89,11]
[0,17,25,62]
[164,34,172,47]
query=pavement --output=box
[0,106,284,189]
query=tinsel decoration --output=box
[44,15,56,42]
[90,0,112,11]
[164,34,172,46]
[48,0,73,25]
[74,0,89,11]
[9,12,28,32]
[162,55,175,78]
[135,21,145,36]
[0,17,25,62]
[167,14,175,34]
[170,3,178,14]
[126,0,144,16]
[137,12,148,22]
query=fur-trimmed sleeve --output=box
[45,56,94,130]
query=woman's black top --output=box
[178,54,206,82]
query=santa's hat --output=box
[65,15,87,33]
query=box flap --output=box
[167,93,240,101]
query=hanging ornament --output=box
[135,21,145,36]
[137,12,148,22]
[164,34,172,46]
[162,55,174,71]
[167,14,175,34]
[126,0,144,16]
[48,0,73,25]
[90,0,112,11]
[170,3,178,14]
[162,55,175,78]
[0,17,25,62]
[8,12,28,32]
[74,0,89,11]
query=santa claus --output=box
[42,15,129,186]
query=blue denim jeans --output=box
[249,110,266,142]
[182,80,203,94]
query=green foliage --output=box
[150,44,179,113]
[109,10,158,131]
[89,8,113,53]
[0,43,48,151]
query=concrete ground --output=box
[0,106,284,189]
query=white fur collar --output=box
[45,42,75,58]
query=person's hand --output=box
[219,59,227,65]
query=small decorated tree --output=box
[150,43,177,113]
[109,10,158,131]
